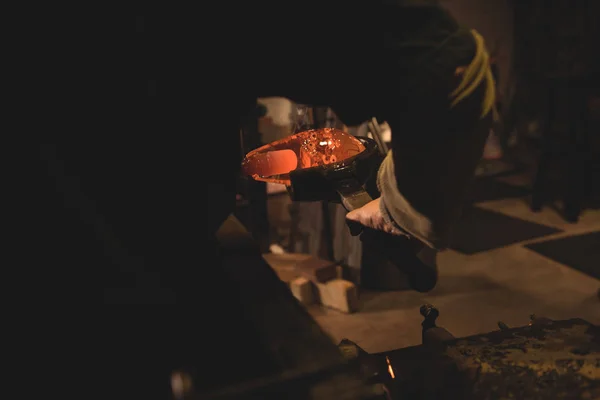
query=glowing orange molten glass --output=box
[241,128,366,185]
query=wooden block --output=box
[262,253,312,283]
[294,257,339,283]
[315,279,359,313]
[290,277,315,305]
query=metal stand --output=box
[237,102,270,251]
[313,106,336,260]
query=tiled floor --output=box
[306,176,600,354]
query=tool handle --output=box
[340,189,436,292]
[338,185,373,236]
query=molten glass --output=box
[241,128,366,185]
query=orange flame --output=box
[386,356,395,379]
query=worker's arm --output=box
[253,5,495,249]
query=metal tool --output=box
[255,126,435,292]
[292,137,437,292]
[420,304,456,346]
[367,117,389,155]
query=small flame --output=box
[319,141,328,146]
[386,356,395,379]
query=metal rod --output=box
[368,117,388,155]
[313,106,335,261]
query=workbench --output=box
[191,216,598,399]
[345,317,600,399]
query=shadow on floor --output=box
[358,274,505,313]
[525,231,600,280]
[467,176,530,203]
[450,206,562,254]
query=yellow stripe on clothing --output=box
[449,30,498,121]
